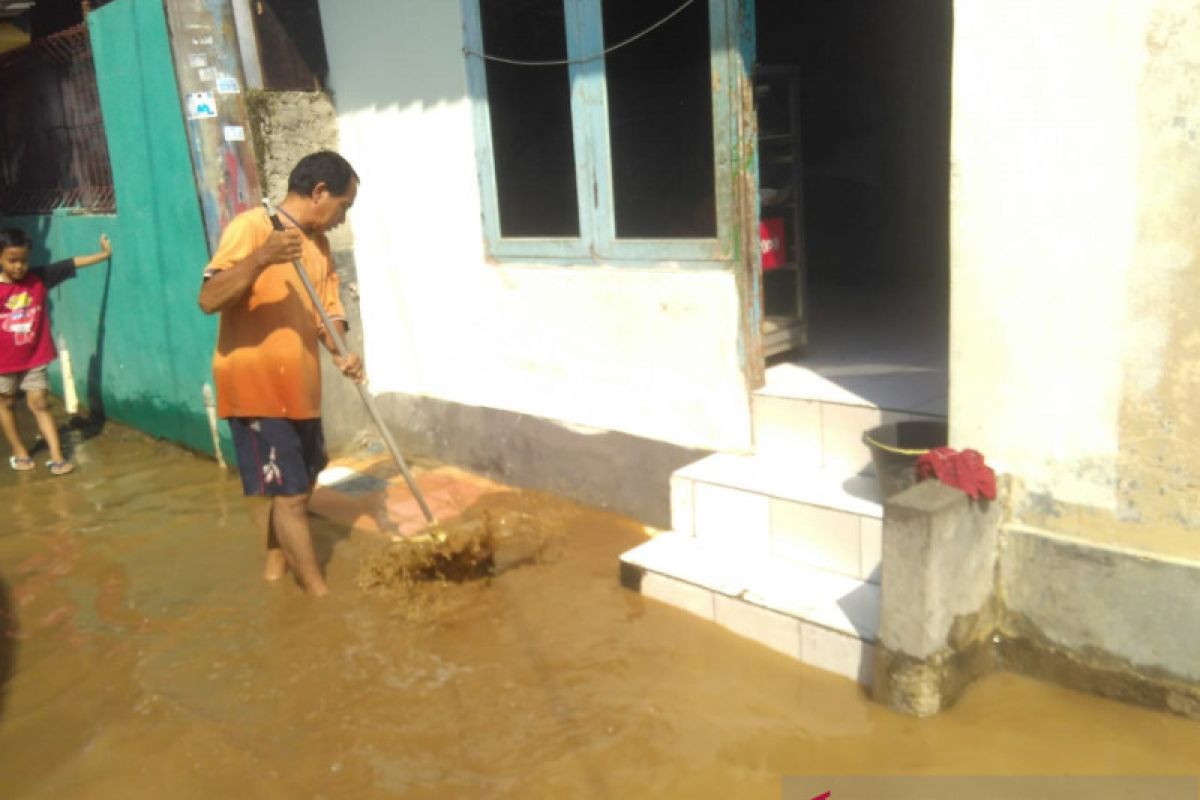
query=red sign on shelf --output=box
[760,217,787,270]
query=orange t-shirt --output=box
[206,208,346,420]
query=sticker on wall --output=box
[187,52,208,68]
[186,91,218,120]
[223,125,245,142]
[216,75,240,95]
[197,67,216,82]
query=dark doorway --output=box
[755,0,952,403]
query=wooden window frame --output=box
[462,0,738,267]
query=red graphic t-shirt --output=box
[0,260,76,374]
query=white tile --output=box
[670,474,695,538]
[860,515,882,585]
[743,562,880,641]
[620,532,749,596]
[641,573,715,621]
[676,453,883,519]
[769,498,862,578]
[760,362,871,406]
[693,482,771,556]
[752,395,822,466]
[713,595,803,660]
[801,622,876,686]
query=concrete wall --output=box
[316,0,752,456]
[950,0,1200,554]
[1,0,218,456]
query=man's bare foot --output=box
[263,549,288,581]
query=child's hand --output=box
[99,234,112,257]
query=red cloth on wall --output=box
[914,447,997,500]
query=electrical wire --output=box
[462,0,697,67]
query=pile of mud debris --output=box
[357,493,568,594]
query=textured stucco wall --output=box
[951,0,1200,556]
[316,0,753,454]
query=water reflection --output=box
[0,573,14,720]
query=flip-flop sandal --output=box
[8,455,35,471]
[45,460,75,476]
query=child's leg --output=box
[0,389,29,461]
[25,388,66,464]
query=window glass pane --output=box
[602,0,715,238]
[480,0,579,238]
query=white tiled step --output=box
[620,532,878,685]
[672,453,883,583]
[752,362,947,472]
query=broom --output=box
[262,199,442,539]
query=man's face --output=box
[312,179,358,233]
[0,246,29,282]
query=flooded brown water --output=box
[1,419,1199,799]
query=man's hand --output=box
[98,233,112,257]
[334,352,365,384]
[258,228,304,266]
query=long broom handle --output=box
[263,200,435,525]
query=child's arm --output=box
[73,234,112,269]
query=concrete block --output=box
[878,480,1000,660]
[873,480,1000,715]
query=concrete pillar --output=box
[163,0,261,252]
[872,479,1002,716]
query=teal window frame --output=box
[462,0,737,267]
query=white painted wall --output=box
[317,0,751,452]
[949,0,1149,509]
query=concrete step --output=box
[620,531,878,685]
[752,362,947,474]
[672,452,883,584]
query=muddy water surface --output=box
[1,421,1199,799]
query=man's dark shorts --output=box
[228,417,328,497]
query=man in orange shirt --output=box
[199,151,364,596]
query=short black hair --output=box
[287,150,359,197]
[0,228,30,250]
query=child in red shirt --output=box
[0,228,112,475]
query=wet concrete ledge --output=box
[874,482,1200,721]
[365,391,710,530]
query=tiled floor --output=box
[764,282,949,416]
[310,455,512,538]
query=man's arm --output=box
[318,320,365,383]
[198,228,304,315]
[72,234,112,269]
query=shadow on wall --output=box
[318,0,469,112]
[0,573,15,721]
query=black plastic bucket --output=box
[861,420,948,499]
